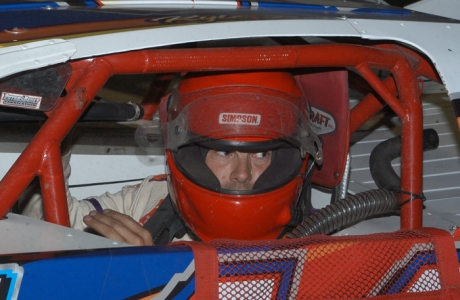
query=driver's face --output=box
[205,150,272,190]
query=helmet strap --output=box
[297,157,316,218]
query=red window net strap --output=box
[174,241,219,299]
[422,228,460,296]
[179,228,460,300]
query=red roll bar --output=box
[0,44,432,230]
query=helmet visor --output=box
[164,89,322,162]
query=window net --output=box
[184,228,460,299]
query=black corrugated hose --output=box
[286,128,439,239]
[286,189,399,238]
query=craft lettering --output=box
[310,110,330,127]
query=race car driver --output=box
[23,71,322,245]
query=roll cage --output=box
[0,42,441,230]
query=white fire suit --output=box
[22,151,171,232]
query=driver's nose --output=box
[230,153,252,183]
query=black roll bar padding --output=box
[369,128,439,190]
[80,98,144,121]
[0,108,46,121]
[0,98,144,122]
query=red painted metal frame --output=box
[0,44,430,229]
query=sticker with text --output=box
[0,92,42,109]
[219,113,261,125]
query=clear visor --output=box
[164,90,323,163]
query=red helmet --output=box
[159,72,322,241]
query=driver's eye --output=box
[254,152,269,158]
[216,151,231,157]
[251,151,272,165]
[208,150,235,164]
